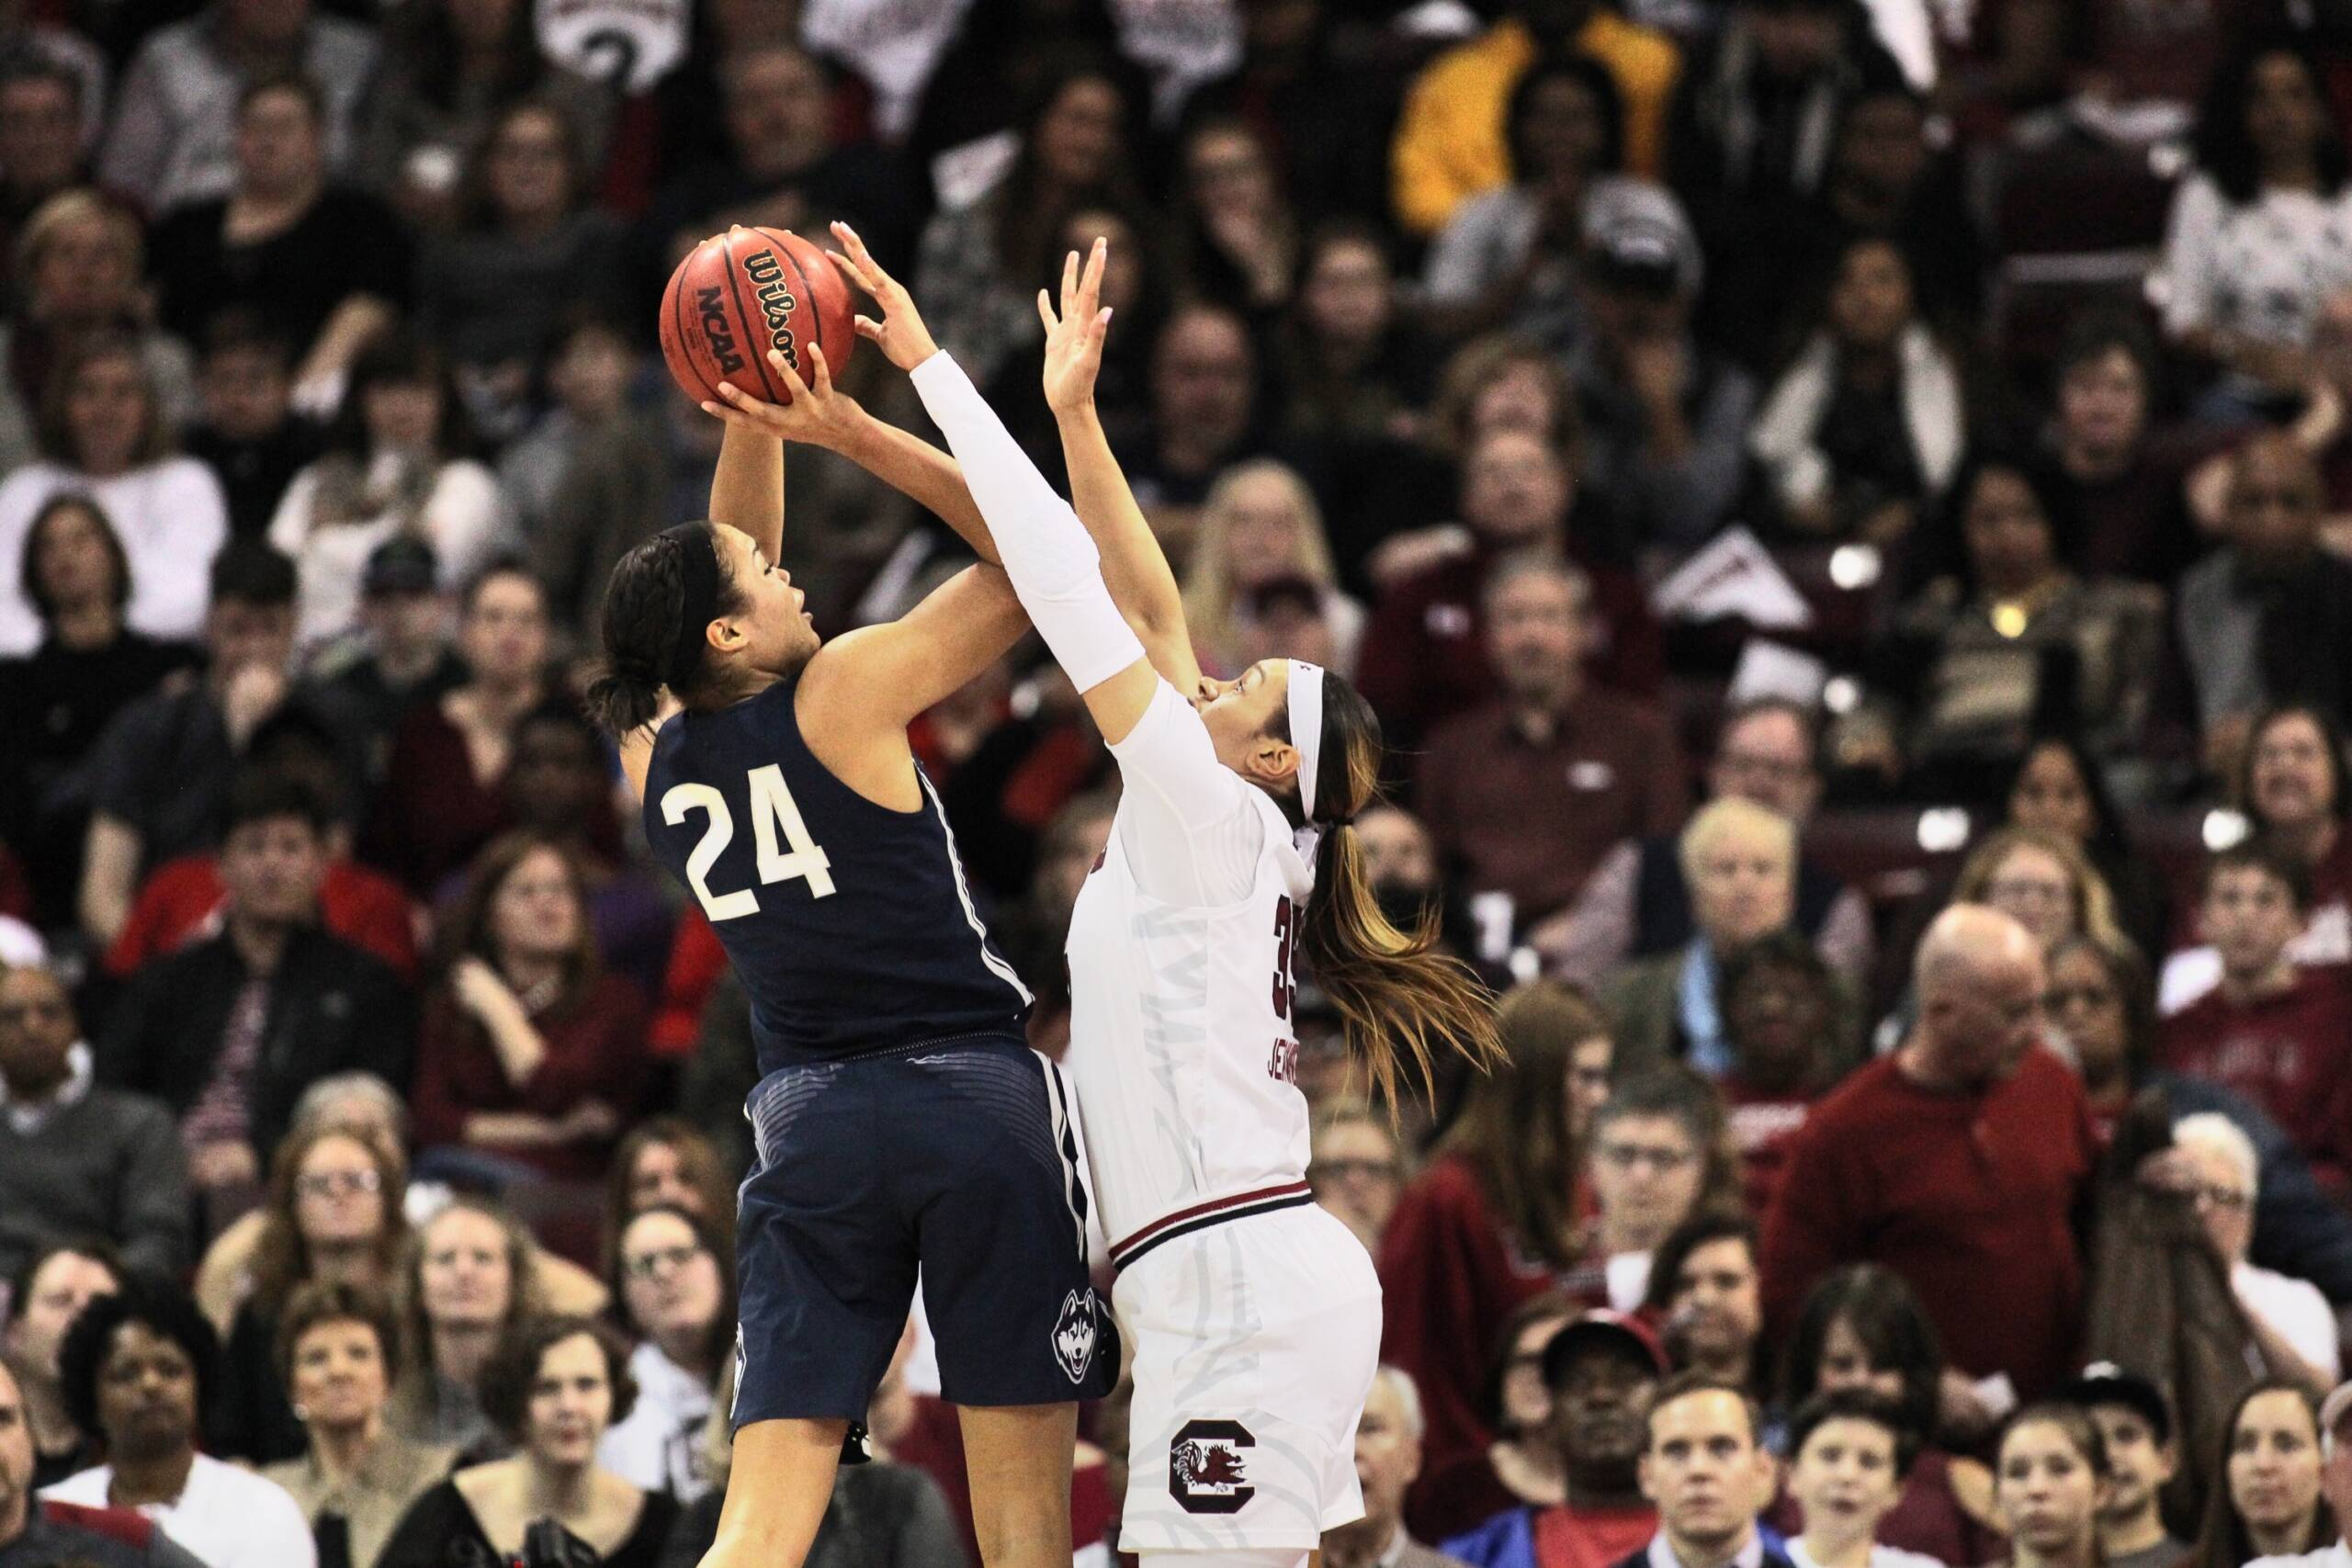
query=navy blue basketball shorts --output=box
[730,1033,1117,1427]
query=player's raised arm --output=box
[1038,239,1203,697]
[828,223,1160,747]
[702,342,1005,569]
[705,397,785,560]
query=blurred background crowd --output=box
[5,0,2352,1565]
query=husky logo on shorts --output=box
[1051,1289,1100,1382]
[1169,1418,1256,1515]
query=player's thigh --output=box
[735,1061,916,1423]
[894,1047,1116,1405]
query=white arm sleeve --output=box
[1109,680,1266,907]
[908,351,1145,693]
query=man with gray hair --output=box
[1761,906,2098,1405]
[1324,1367,1470,1568]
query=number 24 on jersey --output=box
[662,765,836,920]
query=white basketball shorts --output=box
[1113,1200,1383,1553]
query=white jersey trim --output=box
[919,768,1035,1007]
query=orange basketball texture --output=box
[658,227,855,405]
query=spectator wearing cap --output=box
[2166,1113,2342,1395]
[0,962,187,1285]
[1356,427,1669,748]
[41,1274,317,1568]
[1666,0,1905,249]
[182,315,324,539]
[308,536,463,790]
[1762,906,2097,1407]
[1421,57,1637,356]
[1328,1366,1474,1568]
[2055,1364,2189,1568]
[1390,0,1680,236]
[1551,701,1872,993]
[2175,436,2352,760]
[1442,1311,1667,1568]
[1617,1372,1792,1568]
[99,0,376,216]
[1749,234,1963,545]
[75,540,322,948]
[1417,554,1685,943]
[2245,1381,2352,1568]
[99,768,413,1227]
[1568,179,1756,551]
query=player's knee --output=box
[968,1491,1072,1568]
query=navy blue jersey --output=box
[642,677,1031,1071]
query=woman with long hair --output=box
[269,329,504,648]
[1381,981,1608,1481]
[2042,931,2159,1133]
[217,1123,413,1462]
[830,231,1501,1562]
[584,231,1115,1566]
[2005,735,2171,968]
[1180,458,1364,679]
[1407,1292,1579,1543]
[2164,40,2352,415]
[2194,1380,2334,1568]
[1771,1265,1996,1565]
[1988,1404,2110,1568]
[409,831,655,1186]
[602,1117,738,1256]
[1951,825,2129,958]
[0,332,226,652]
[389,1195,556,1457]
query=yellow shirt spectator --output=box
[1392,13,1681,236]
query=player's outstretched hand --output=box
[1038,237,1113,417]
[826,220,939,373]
[702,343,864,450]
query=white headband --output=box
[1287,660,1328,826]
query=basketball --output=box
[658,226,855,406]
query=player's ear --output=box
[1244,738,1299,790]
[707,615,742,654]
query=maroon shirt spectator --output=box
[1357,427,1666,746]
[1419,556,1685,931]
[365,564,550,896]
[1761,907,2096,1404]
[410,833,652,1184]
[2046,315,2205,588]
[2159,841,2352,1191]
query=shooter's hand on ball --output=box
[826,220,939,372]
[704,343,864,451]
[1038,237,1113,417]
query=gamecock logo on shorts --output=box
[1051,1289,1099,1383]
[1169,1418,1256,1515]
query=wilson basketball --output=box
[659,226,855,405]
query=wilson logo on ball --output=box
[744,248,803,371]
[695,286,745,377]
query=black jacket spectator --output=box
[99,922,413,1169]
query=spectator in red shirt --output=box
[1761,904,2096,1408]
[1418,555,1686,940]
[409,831,653,1187]
[1357,426,1667,745]
[1382,981,1616,1485]
[1442,1311,1668,1568]
[2158,840,2352,1192]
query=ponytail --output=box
[583,523,742,737]
[1290,672,1502,1108]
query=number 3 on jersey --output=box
[1271,896,1297,1021]
[662,765,836,920]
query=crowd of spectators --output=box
[4,0,2352,1567]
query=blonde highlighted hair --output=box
[1952,825,2125,951]
[1182,459,1337,671]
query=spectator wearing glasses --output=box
[1312,1102,1409,1257]
[214,1122,410,1462]
[2170,1114,2341,1398]
[1551,700,1870,993]
[1409,1293,1577,1542]
[598,1206,732,1505]
[1577,1068,1737,1312]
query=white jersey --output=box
[1064,679,1319,1270]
